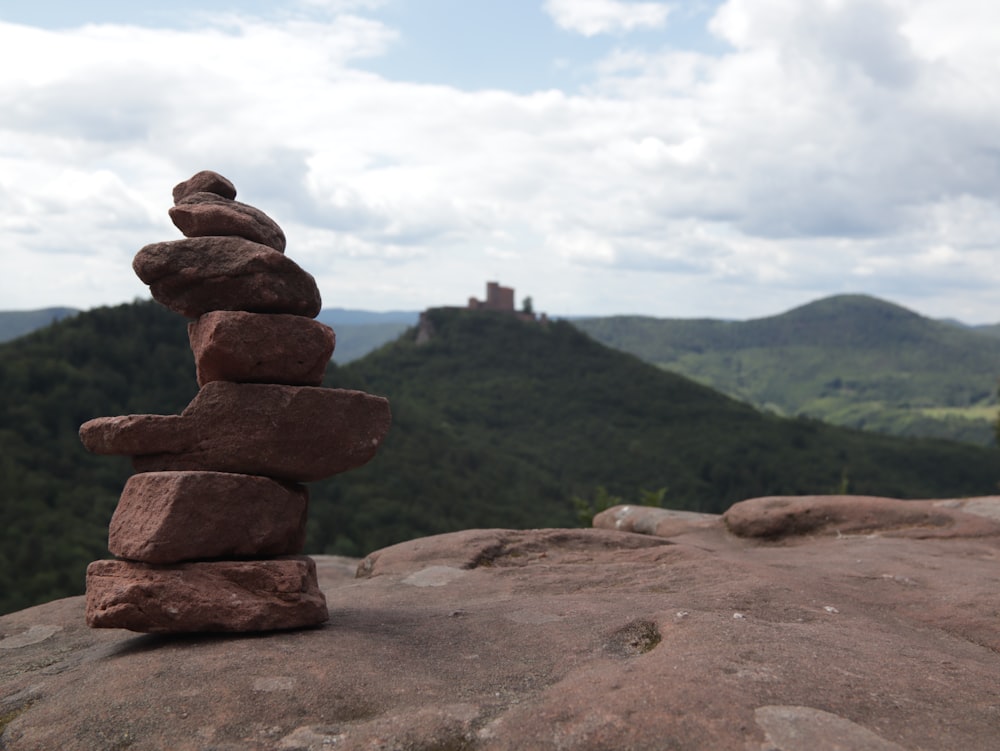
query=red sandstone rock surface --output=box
[132,236,321,318]
[722,494,1000,539]
[80,382,391,482]
[169,192,287,253]
[108,471,308,563]
[188,311,335,386]
[85,556,327,632]
[172,169,237,203]
[596,495,1000,541]
[3,495,999,750]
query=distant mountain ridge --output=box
[0,307,79,342]
[0,305,418,363]
[573,294,1000,445]
[972,322,1000,338]
[5,296,999,442]
[316,308,419,326]
[316,308,418,364]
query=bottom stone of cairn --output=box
[85,557,328,633]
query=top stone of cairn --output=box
[172,170,237,203]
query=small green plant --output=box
[834,467,852,494]
[637,486,668,507]
[571,486,668,526]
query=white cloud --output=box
[544,0,670,37]
[2,0,1000,323]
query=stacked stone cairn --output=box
[79,170,391,633]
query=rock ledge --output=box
[3,496,999,750]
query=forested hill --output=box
[321,307,998,542]
[0,302,196,614]
[573,294,1000,445]
[2,301,999,615]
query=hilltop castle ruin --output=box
[468,281,516,313]
[416,281,546,344]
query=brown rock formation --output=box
[132,236,321,318]
[721,494,1000,540]
[80,382,390,482]
[77,171,390,633]
[108,471,308,563]
[596,496,1000,542]
[593,504,719,538]
[3,497,1000,749]
[85,557,328,632]
[171,169,237,203]
[188,310,335,386]
[169,192,286,253]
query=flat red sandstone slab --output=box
[593,505,720,538]
[722,494,1000,540]
[169,192,286,253]
[6,515,1000,749]
[188,310,335,386]
[85,556,328,632]
[132,236,321,318]
[79,382,391,482]
[109,471,308,564]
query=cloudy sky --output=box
[2,0,1000,322]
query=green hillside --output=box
[0,302,197,614]
[2,301,998,615]
[573,295,1000,445]
[973,323,1000,339]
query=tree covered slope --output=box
[2,301,998,614]
[573,295,1000,444]
[313,307,1000,554]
